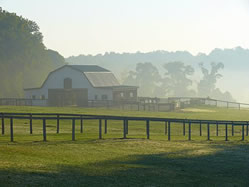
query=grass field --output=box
[0,106,249,186]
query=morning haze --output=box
[2,1,249,186]
[1,0,249,102]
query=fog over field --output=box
[2,1,249,186]
[1,0,249,102]
[67,47,249,102]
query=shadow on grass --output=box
[1,143,249,186]
[0,137,151,147]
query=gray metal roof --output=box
[84,72,120,87]
[24,65,122,89]
[68,65,110,72]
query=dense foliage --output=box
[67,47,249,101]
[123,61,234,101]
[0,8,65,97]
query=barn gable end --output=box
[24,65,137,106]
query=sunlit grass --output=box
[0,105,249,186]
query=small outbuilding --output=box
[24,65,138,106]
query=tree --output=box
[198,62,224,97]
[123,62,164,97]
[163,61,195,96]
[198,62,234,101]
[0,8,65,97]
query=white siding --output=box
[24,66,113,101]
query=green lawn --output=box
[0,106,249,186]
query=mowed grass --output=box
[0,105,249,186]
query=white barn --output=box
[24,65,138,106]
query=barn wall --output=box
[24,66,113,101]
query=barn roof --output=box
[24,65,121,90]
[84,72,120,87]
[69,65,110,73]
[69,65,120,87]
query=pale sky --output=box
[1,0,249,57]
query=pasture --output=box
[0,106,249,186]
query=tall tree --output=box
[163,61,195,96]
[198,62,234,101]
[123,62,164,97]
[0,8,65,97]
[197,62,224,97]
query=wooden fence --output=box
[168,97,249,110]
[2,97,249,111]
[0,98,175,112]
[0,112,248,142]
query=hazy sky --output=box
[1,0,249,57]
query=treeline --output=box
[0,8,65,97]
[67,47,249,74]
[122,61,234,101]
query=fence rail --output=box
[0,98,175,111]
[1,112,248,142]
[2,97,249,111]
[168,97,249,110]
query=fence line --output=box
[0,98,175,112]
[2,97,249,111]
[168,97,249,110]
[0,112,248,142]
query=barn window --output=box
[120,92,124,97]
[41,95,45,100]
[64,78,72,89]
[32,95,36,100]
[95,95,98,100]
[130,92,134,97]
[102,95,108,100]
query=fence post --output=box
[246,122,248,136]
[165,121,167,135]
[72,119,75,141]
[207,123,210,140]
[216,122,219,136]
[200,121,202,136]
[43,119,46,141]
[104,119,107,134]
[183,122,185,136]
[29,114,33,134]
[126,120,128,135]
[80,116,83,133]
[99,119,102,139]
[146,120,150,139]
[123,119,126,139]
[232,123,234,136]
[56,114,59,134]
[242,124,245,141]
[188,122,191,141]
[10,117,13,142]
[1,113,4,135]
[225,123,228,141]
[168,121,171,141]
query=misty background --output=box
[1,0,249,102]
[66,48,249,102]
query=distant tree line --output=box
[122,61,234,101]
[0,8,65,97]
